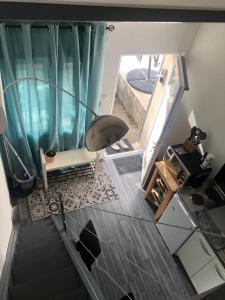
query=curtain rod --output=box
[2,23,115,31]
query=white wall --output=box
[164,23,225,176]
[0,152,12,278]
[100,22,199,114]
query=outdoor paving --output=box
[112,97,141,147]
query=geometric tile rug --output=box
[28,162,119,221]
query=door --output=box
[141,54,188,186]
[156,193,196,254]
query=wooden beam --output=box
[0,2,225,22]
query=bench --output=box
[40,148,99,190]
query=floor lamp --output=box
[0,76,129,180]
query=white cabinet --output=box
[191,258,225,294]
[177,231,225,294]
[177,231,215,277]
[157,193,196,254]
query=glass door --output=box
[141,55,188,186]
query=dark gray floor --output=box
[65,156,196,300]
[113,153,143,174]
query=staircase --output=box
[9,218,90,300]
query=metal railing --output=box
[56,194,106,300]
[57,194,189,300]
[58,193,67,233]
[57,194,136,300]
[57,192,225,300]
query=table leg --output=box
[94,152,100,176]
[40,147,48,190]
[43,169,48,190]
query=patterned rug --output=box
[28,162,119,221]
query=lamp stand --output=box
[2,134,32,179]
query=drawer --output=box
[191,258,225,294]
[177,231,215,277]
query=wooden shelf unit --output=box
[144,161,179,220]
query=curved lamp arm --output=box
[2,76,128,152]
[1,75,128,181]
[3,77,98,118]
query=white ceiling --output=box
[2,0,225,10]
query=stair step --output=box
[18,225,57,243]
[16,232,60,253]
[20,218,53,230]
[15,238,64,265]
[17,225,56,245]
[9,266,81,300]
[20,220,54,232]
[53,287,89,300]
[12,251,72,284]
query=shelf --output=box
[155,177,166,195]
[151,188,162,205]
[45,148,97,172]
[155,161,179,192]
[145,160,179,220]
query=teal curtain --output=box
[0,23,106,172]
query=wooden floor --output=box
[65,156,195,300]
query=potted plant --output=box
[45,149,56,163]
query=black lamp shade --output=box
[85,115,129,152]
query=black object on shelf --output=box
[145,194,159,212]
[172,144,209,175]
[165,144,212,187]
